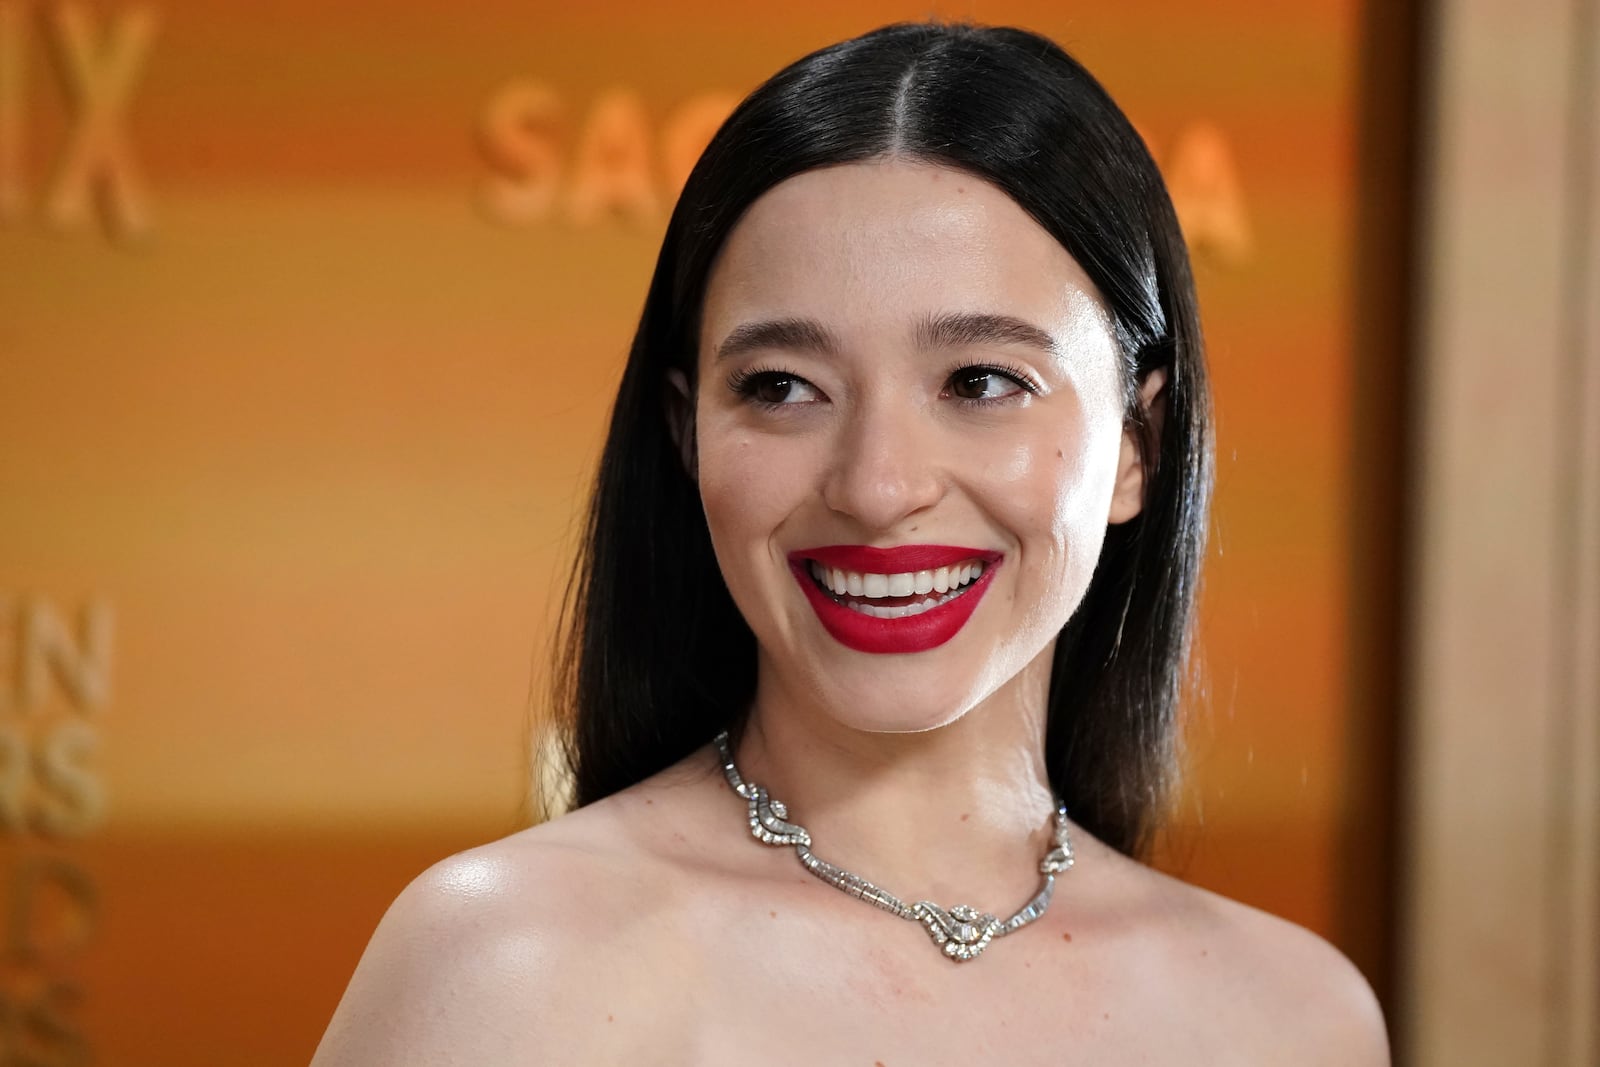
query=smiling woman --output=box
[312,21,1389,1066]
[686,160,1149,738]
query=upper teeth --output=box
[807,559,986,599]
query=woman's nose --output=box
[819,396,944,532]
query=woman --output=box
[314,22,1388,1064]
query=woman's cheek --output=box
[977,428,1102,534]
[698,431,758,543]
[1051,430,1124,596]
[1049,434,1118,535]
[1023,430,1119,624]
[694,424,803,600]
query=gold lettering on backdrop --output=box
[42,2,158,238]
[477,85,736,228]
[31,721,102,837]
[0,1,22,224]
[4,856,95,965]
[1163,120,1253,265]
[476,87,1252,266]
[0,1,157,239]
[477,79,564,225]
[0,720,102,835]
[660,92,736,200]
[1,594,106,1064]
[17,598,111,716]
[0,978,90,1067]
[0,726,23,831]
[565,88,656,225]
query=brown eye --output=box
[754,375,797,404]
[731,369,823,406]
[947,367,1025,401]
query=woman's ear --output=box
[1107,367,1168,524]
[664,369,697,480]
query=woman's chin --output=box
[816,698,972,736]
[754,641,998,735]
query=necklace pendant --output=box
[911,901,1003,962]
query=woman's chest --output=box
[658,971,1236,1067]
[575,914,1238,1067]
[536,870,1269,1066]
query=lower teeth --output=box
[831,584,969,619]
[848,596,951,619]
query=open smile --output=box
[804,557,988,618]
[787,545,1003,654]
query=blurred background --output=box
[0,0,1594,1064]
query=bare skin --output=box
[312,756,1387,1065]
[312,161,1389,1065]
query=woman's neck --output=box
[726,647,1061,910]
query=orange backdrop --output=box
[0,1,1367,1063]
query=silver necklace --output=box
[713,730,1074,963]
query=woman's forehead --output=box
[701,159,1113,359]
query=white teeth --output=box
[847,594,948,619]
[808,557,989,602]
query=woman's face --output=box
[689,159,1150,733]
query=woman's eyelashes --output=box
[941,362,1042,403]
[726,366,823,407]
[727,362,1042,410]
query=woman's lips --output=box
[785,545,1003,654]
[798,544,1002,573]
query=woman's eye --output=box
[947,367,1027,401]
[736,371,823,406]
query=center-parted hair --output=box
[550,21,1213,858]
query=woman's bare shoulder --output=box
[310,782,700,1067]
[1188,881,1388,1063]
[1083,841,1390,1065]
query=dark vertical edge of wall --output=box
[1340,0,1426,1045]
[1551,0,1599,1059]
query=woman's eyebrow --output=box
[915,311,1060,358]
[715,318,842,362]
[713,311,1060,363]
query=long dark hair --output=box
[550,21,1212,858]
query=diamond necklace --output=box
[712,730,1074,963]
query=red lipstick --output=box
[787,544,1003,655]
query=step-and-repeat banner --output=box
[1,1,1363,1062]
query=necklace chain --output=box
[713,730,1074,963]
